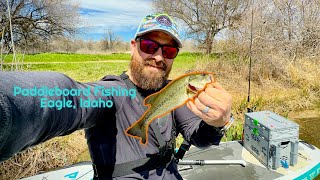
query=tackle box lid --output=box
[245,110,299,130]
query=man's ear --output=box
[130,40,136,56]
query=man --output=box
[0,13,232,179]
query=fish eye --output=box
[201,73,206,76]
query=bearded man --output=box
[0,13,232,179]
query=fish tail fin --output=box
[126,122,148,145]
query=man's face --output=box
[129,31,178,90]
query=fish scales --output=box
[142,80,189,125]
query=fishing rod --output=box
[178,160,247,167]
[241,0,255,143]
[247,0,255,113]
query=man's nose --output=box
[151,47,164,62]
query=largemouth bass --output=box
[125,72,215,145]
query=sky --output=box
[74,1,225,42]
[75,0,154,42]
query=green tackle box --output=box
[243,110,300,170]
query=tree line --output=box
[1,0,319,58]
[0,0,78,52]
[154,0,320,58]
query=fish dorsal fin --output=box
[144,92,159,105]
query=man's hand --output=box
[187,82,232,128]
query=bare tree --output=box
[0,0,79,52]
[102,28,121,51]
[218,0,320,64]
[297,0,320,56]
[153,0,249,54]
[243,0,320,58]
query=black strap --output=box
[93,72,176,178]
[174,139,190,162]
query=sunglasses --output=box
[136,38,179,59]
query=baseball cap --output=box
[134,13,182,48]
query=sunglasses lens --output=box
[140,39,159,54]
[163,46,178,59]
[139,38,179,59]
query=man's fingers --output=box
[194,98,211,113]
[194,98,226,118]
[187,100,223,126]
[195,94,224,113]
[187,101,211,119]
[210,82,225,91]
[203,88,225,102]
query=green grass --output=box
[2,62,129,82]
[2,53,131,63]
[2,52,215,80]
[2,52,212,63]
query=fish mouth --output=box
[187,83,200,94]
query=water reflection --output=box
[293,117,320,149]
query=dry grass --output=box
[193,54,320,118]
[0,131,87,180]
[190,55,320,146]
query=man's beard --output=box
[130,54,171,90]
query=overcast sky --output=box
[75,0,154,41]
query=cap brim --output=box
[135,28,182,48]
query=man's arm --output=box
[0,72,114,162]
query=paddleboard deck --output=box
[21,141,320,180]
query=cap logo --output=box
[156,15,172,27]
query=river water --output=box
[293,117,320,149]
